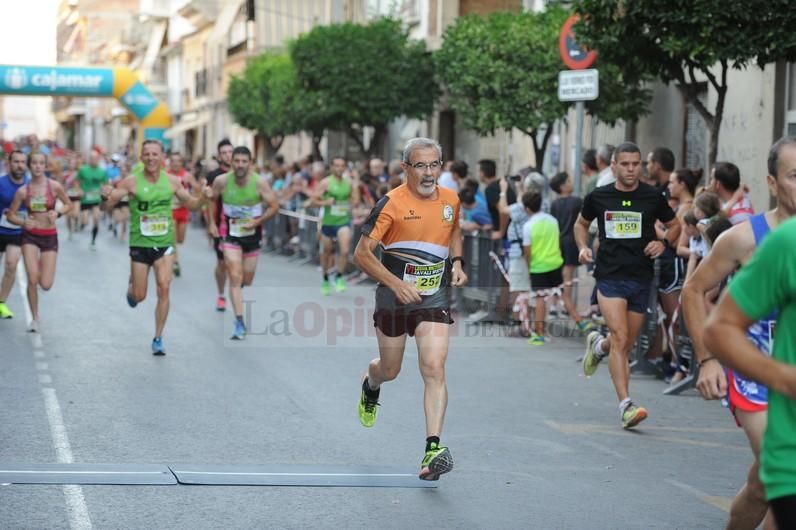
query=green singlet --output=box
[321,176,352,226]
[129,168,175,248]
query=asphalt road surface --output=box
[0,222,750,529]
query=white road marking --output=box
[17,268,93,530]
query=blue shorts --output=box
[321,223,351,240]
[596,278,651,314]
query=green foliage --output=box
[435,5,650,163]
[574,0,796,163]
[227,53,301,149]
[575,0,796,86]
[290,17,438,155]
[436,10,568,139]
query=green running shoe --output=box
[527,333,545,346]
[419,443,454,481]
[582,331,605,377]
[0,302,14,319]
[576,320,594,333]
[621,402,648,429]
[321,279,331,296]
[335,276,347,293]
[358,379,379,427]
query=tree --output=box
[574,0,796,165]
[227,53,301,158]
[436,6,650,167]
[290,18,438,158]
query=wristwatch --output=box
[450,256,465,267]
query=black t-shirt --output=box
[205,165,229,225]
[581,182,675,281]
[550,195,583,243]
[484,180,517,237]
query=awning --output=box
[164,112,208,139]
[142,21,168,75]
[209,0,244,43]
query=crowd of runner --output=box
[2,133,796,523]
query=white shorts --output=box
[508,256,531,293]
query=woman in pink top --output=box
[7,152,73,332]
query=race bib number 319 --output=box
[605,211,642,239]
[403,261,445,296]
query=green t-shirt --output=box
[729,216,796,501]
[522,212,564,274]
[77,165,107,204]
[321,176,352,226]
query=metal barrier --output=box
[630,259,664,376]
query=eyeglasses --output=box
[408,160,443,171]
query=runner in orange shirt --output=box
[353,137,467,481]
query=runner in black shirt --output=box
[573,142,679,429]
[205,139,233,311]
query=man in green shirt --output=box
[101,140,208,355]
[310,156,360,295]
[76,150,108,250]
[706,209,796,527]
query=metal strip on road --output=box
[170,464,437,488]
[0,464,177,485]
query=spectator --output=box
[595,144,615,187]
[366,157,389,184]
[480,159,516,240]
[522,190,565,346]
[459,186,493,232]
[549,171,591,331]
[582,149,600,195]
[710,161,755,224]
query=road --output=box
[0,221,750,529]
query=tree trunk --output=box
[709,83,728,167]
[523,125,553,172]
[369,124,387,160]
[312,134,323,162]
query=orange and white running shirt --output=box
[362,183,460,310]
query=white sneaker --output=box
[28,319,39,333]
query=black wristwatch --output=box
[450,256,465,267]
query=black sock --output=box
[323,272,329,281]
[362,377,379,398]
[91,225,98,243]
[426,436,440,451]
[236,315,244,324]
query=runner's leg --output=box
[22,244,40,321]
[0,244,21,302]
[37,250,57,291]
[414,321,450,437]
[152,252,175,338]
[728,410,771,530]
[224,245,244,317]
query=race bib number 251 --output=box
[403,261,444,296]
[605,211,642,239]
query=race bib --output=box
[330,203,350,217]
[605,211,642,239]
[229,218,255,238]
[85,190,100,202]
[140,215,169,237]
[403,261,445,296]
[29,195,47,213]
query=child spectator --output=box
[522,190,565,346]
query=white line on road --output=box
[18,267,92,530]
[35,361,48,371]
[0,470,168,475]
[38,373,52,385]
[179,471,415,478]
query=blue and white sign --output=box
[0,66,113,96]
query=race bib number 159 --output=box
[605,211,642,239]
